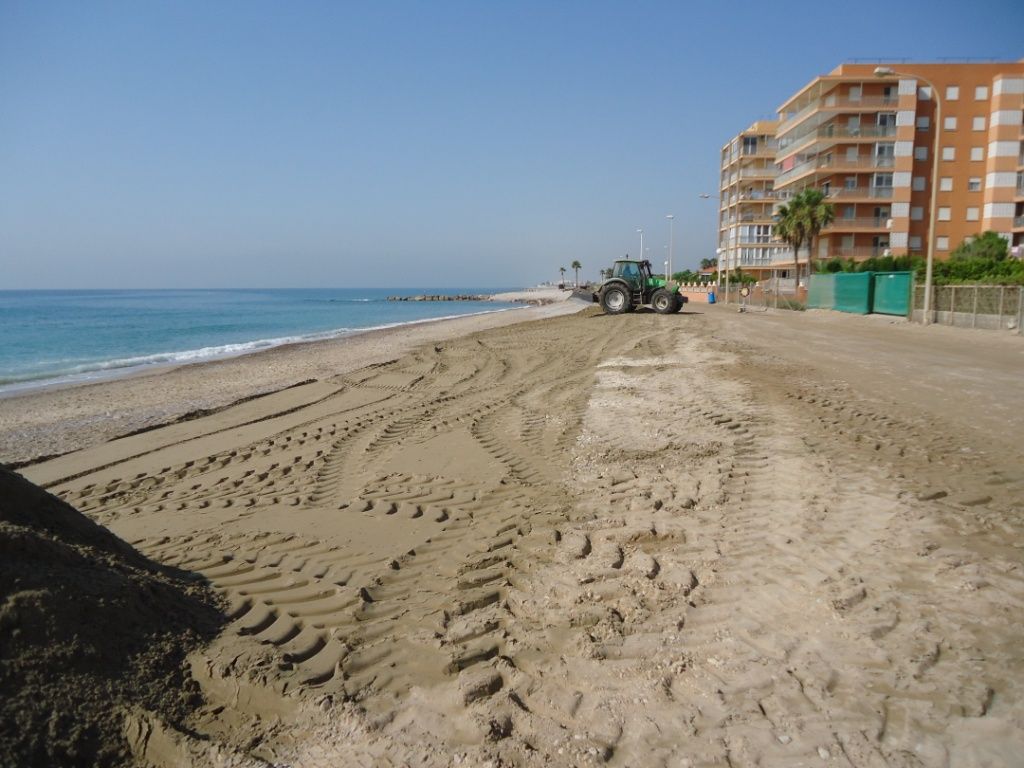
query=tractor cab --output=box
[612,259,648,285]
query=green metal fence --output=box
[808,271,913,316]
[807,274,835,309]
[871,272,913,316]
[833,272,874,314]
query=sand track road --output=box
[21,307,1024,767]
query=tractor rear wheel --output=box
[600,285,631,315]
[652,289,675,314]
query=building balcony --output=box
[738,166,777,179]
[722,145,780,166]
[833,246,891,260]
[722,212,776,226]
[738,190,789,201]
[824,217,892,232]
[778,95,900,137]
[777,123,898,160]
[825,186,895,200]
[823,155,896,172]
[775,155,895,187]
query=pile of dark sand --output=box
[0,467,224,767]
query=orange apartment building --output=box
[718,61,1024,281]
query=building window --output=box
[940,177,953,191]
[911,206,924,220]
[916,116,930,130]
[912,176,926,191]
[966,207,979,221]
[743,136,758,155]
[919,86,932,100]
[972,116,986,131]
[975,85,989,100]
[942,146,955,160]
[944,116,957,130]
[968,177,982,191]
[937,236,950,250]
[909,236,923,250]
[946,86,960,100]
[938,207,951,221]
[914,146,928,161]
[970,146,984,161]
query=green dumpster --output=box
[871,271,913,316]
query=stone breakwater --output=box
[386,294,488,302]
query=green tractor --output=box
[593,259,687,315]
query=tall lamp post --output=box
[874,66,940,325]
[699,193,726,303]
[666,214,675,280]
[636,228,644,262]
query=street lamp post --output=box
[875,66,940,325]
[664,260,669,281]
[636,228,644,262]
[699,193,726,303]
[666,214,675,281]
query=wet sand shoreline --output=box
[0,291,582,466]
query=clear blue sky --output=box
[1,0,1021,288]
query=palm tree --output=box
[559,266,567,286]
[800,189,835,275]
[570,260,582,287]
[775,197,809,291]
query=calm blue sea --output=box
[0,288,520,394]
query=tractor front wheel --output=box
[652,289,676,314]
[600,285,631,315]
[670,294,684,313]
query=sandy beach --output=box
[3,301,1023,767]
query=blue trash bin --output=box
[708,291,716,304]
